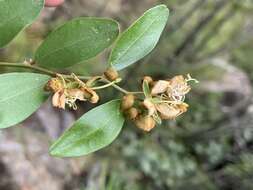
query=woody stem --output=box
[100,77,143,95]
[91,79,119,90]
[0,62,56,76]
[0,61,143,95]
[0,62,94,80]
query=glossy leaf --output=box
[0,73,50,128]
[50,100,125,157]
[109,5,169,70]
[35,18,119,68]
[0,0,44,48]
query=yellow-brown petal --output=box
[143,98,156,116]
[52,90,66,109]
[67,89,86,101]
[151,80,170,95]
[156,103,182,120]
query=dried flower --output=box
[44,77,64,92]
[166,75,191,101]
[45,75,99,110]
[132,74,197,132]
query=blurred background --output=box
[1,0,253,189]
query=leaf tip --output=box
[49,144,62,157]
[152,4,170,18]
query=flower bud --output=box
[104,67,119,81]
[121,94,135,110]
[45,78,63,92]
[126,107,139,120]
[143,76,153,84]
[135,116,156,132]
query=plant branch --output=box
[0,62,56,76]
[0,62,143,95]
[100,77,143,95]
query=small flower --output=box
[132,74,197,132]
[166,75,191,101]
[45,75,99,110]
[151,75,191,101]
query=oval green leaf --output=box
[50,100,125,157]
[0,73,50,128]
[109,5,169,70]
[35,18,119,68]
[0,0,44,48]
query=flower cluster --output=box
[121,74,198,132]
[45,70,197,132]
[45,74,99,110]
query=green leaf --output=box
[35,18,119,68]
[109,5,169,70]
[0,0,44,48]
[0,73,50,128]
[50,100,125,157]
